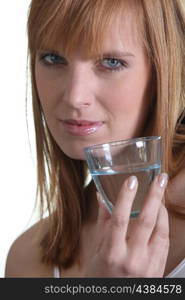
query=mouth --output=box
[60,119,104,136]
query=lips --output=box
[60,119,104,136]
[64,119,101,126]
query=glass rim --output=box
[84,136,161,152]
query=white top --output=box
[165,258,185,278]
[53,258,185,278]
[53,265,61,278]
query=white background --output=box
[0,1,39,277]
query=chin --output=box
[60,145,87,161]
[66,152,86,161]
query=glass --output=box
[84,136,162,218]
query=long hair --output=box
[27,0,185,269]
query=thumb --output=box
[96,192,111,223]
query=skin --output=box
[166,168,185,214]
[35,13,152,160]
[84,175,169,277]
[5,8,185,278]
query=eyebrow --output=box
[37,49,135,59]
[100,51,135,58]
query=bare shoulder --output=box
[5,217,53,278]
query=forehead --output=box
[36,1,144,59]
[98,11,143,56]
[46,12,143,60]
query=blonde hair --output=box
[27,0,185,269]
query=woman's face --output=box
[35,12,152,160]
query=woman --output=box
[5,0,185,277]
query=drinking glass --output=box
[84,136,162,218]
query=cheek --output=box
[100,78,148,115]
[99,71,151,138]
[35,68,60,113]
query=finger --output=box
[109,175,138,242]
[148,203,170,276]
[130,173,168,245]
[149,202,169,248]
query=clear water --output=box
[91,163,161,218]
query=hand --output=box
[166,168,185,213]
[84,174,169,277]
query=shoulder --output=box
[5,217,53,277]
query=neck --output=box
[164,210,185,276]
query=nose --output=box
[62,67,94,109]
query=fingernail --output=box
[127,176,137,190]
[158,173,168,188]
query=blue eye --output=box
[39,53,66,66]
[101,58,127,71]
